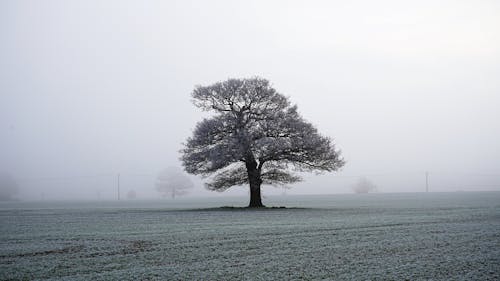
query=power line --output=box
[117,173,120,201]
[15,172,156,182]
[426,171,429,193]
[16,174,116,182]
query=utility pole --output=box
[117,173,121,200]
[425,171,429,193]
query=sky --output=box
[1,0,499,200]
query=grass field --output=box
[1,192,499,280]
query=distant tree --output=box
[181,77,345,207]
[126,190,137,200]
[352,177,377,194]
[0,172,19,201]
[155,167,194,199]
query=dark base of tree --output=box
[222,206,291,210]
[247,204,266,208]
[248,200,265,208]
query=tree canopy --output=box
[352,177,377,194]
[155,167,194,199]
[0,172,19,201]
[181,77,344,207]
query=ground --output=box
[1,192,499,280]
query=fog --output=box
[1,0,499,200]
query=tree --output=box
[155,167,194,199]
[126,190,137,200]
[352,177,377,194]
[181,77,345,207]
[0,172,19,201]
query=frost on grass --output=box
[0,193,499,280]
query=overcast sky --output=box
[1,0,499,200]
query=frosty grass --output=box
[1,192,499,280]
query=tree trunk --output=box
[249,181,263,207]
[247,162,264,208]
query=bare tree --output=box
[352,177,377,194]
[181,77,344,207]
[0,172,19,201]
[155,167,194,199]
[126,190,137,200]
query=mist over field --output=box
[1,1,500,200]
[1,2,500,280]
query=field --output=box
[1,192,499,280]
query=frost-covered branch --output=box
[181,77,344,201]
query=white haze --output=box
[1,0,499,200]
